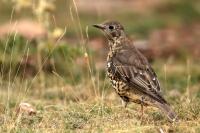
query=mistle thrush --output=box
[93,21,178,122]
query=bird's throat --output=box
[109,38,123,53]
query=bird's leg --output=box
[120,96,129,108]
[141,103,144,117]
[140,97,145,120]
[121,99,131,117]
[121,99,128,108]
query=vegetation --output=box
[0,0,199,132]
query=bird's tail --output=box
[156,102,178,122]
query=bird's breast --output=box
[106,61,129,95]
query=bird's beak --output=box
[93,24,105,30]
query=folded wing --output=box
[111,46,167,104]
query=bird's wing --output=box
[110,47,167,104]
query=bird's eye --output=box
[109,25,114,30]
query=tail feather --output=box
[156,102,178,122]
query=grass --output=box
[0,60,200,132]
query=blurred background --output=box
[0,0,200,76]
[0,0,200,131]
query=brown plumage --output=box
[93,21,178,122]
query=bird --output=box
[93,21,178,122]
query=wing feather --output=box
[111,47,167,104]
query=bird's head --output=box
[93,21,125,41]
